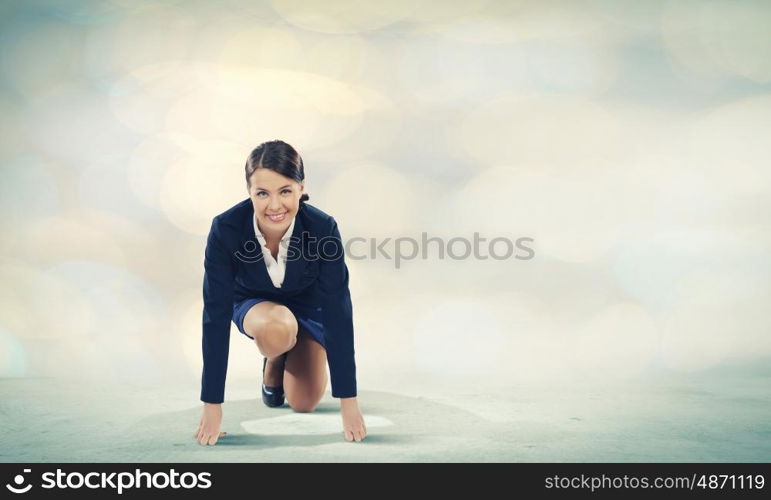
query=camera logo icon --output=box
[5,469,32,494]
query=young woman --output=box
[193,140,367,445]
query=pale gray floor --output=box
[1,361,770,462]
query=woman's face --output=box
[248,167,304,235]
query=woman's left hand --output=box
[340,398,367,442]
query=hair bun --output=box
[300,193,310,203]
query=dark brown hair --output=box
[245,140,310,203]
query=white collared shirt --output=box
[253,212,296,288]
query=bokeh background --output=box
[1,0,770,460]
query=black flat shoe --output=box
[262,356,285,408]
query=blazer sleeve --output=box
[200,216,236,404]
[318,217,358,398]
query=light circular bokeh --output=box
[395,31,617,104]
[18,210,130,268]
[161,65,387,151]
[20,84,132,166]
[569,302,660,380]
[434,1,604,43]
[0,327,27,377]
[0,155,60,226]
[47,260,165,340]
[658,304,736,373]
[611,227,765,309]
[661,0,771,83]
[159,138,248,235]
[686,94,771,196]
[268,0,417,34]
[218,26,306,72]
[0,258,96,341]
[457,93,621,169]
[1,0,770,392]
[317,162,418,238]
[0,16,83,99]
[83,5,199,82]
[127,133,190,212]
[109,61,207,135]
[411,296,509,379]
[454,165,651,263]
[482,291,567,384]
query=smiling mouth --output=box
[266,212,287,222]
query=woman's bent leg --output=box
[243,301,298,386]
[284,326,328,413]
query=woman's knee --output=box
[262,320,297,350]
[289,395,323,413]
[245,304,298,354]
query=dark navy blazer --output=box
[200,198,357,404]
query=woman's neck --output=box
[257,219,290,245]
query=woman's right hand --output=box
[195,403,226,445]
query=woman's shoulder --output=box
[209,198,252,238]
[298,202,338,233]
[299,201,332,222]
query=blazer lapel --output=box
[237,207,271,287]
[281,208,306,290]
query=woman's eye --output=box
[256,191,267,197]
[281,189,292,195]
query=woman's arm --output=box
[200,216,236,404]
[317,217,357,399]
[317,217,366,441]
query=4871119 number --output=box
[696,474,765,490]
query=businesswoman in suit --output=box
[194,140,367,445]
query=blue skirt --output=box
[232,297,327,349]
